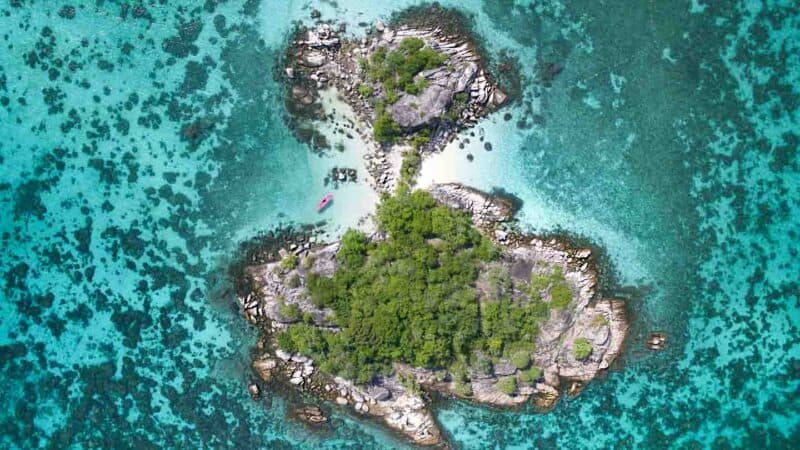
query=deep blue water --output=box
[0,1,797,449]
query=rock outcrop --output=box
[239,183,628,446]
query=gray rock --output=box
[493,360,516,376]
[300,50,327,67]
[491,88,508,106]
[453,63,478,92]
[369,386,391,401]
[390,85,454,129]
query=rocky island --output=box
[235,6,629,446]
[282,6,507,191]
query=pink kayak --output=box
[316,193,333,212]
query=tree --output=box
[373,109,401,143]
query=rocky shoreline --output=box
[282,13,507,192]
[237,184,628,446]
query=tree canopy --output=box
[278,191,567,384]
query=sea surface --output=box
[1,1,797,448]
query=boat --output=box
[316,193,333,212]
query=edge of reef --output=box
[234,6,630,447]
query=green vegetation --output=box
[279,191,498,383]
[454,381,473,396]
[278,299,302,322]
[399,373,421,395]
[357,83,374,98]
[409,128,431,149]
[399,149,422,187]
[445,92,468,121]
[511,351,531,370]
[480,296,548,357]
[276,191,564,385]
[519,366,542,384]
[449,360,469,383]
[497,376,517,395]
[301,255,315,270]
[485,266,512,300]
[288,274,301,288]
[306,272,336,308]
[475,354,493,375]
[573,338,593,360]
[591,314,609,327]
[363,38,447,96]
[280,253,298,270]
[373,105,401,143]
[529,266,574,310]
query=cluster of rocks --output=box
[251,347,440,444]
[647,332,667,351]
[325,167,357,186]
[238,183,628,446]
[362,148,402,191]
[428,183,515,229]
[294,405,327,425]
[240,241,339,326]
[284,15,507,192]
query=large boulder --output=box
[299,49,327,67]
[390,84,454,129]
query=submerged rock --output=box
[296,404,327,424]
[647,332,667,351]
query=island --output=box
[234,6,629,446]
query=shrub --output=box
[486,266,512,301]
[399,374,421,395]
[408,128,431,149]
[476,355,493,375]
[445,91,468,121]
[497,376,517,395]
[449,360,469,383]
[363,37,447,94]
[454,381,472,396]
[357,83,374,98]
[280,253,298,270]
[306,273,336,308]
[278,299,302,322]
[385,89,400,104]
[519,366,543,384]
[530,273,551,292]
[301,255,315,270]
[530,266,573,309]
[550,282,572,309]
[288,274,301,288]
[373,109,401,143]
[511,351,531,370]
[592,314,609,327]
[278,324,327,357]
[573,338,593,360]
[399,149,422,187]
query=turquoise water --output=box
[0,1,797,449]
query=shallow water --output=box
[0,1,797,449]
